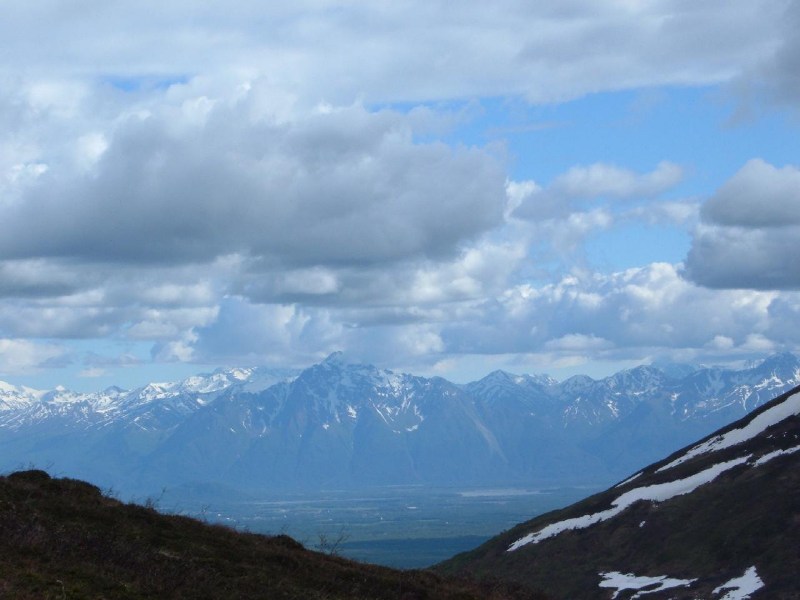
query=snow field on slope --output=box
[657,390,800,472]
[598,571,696,599]
[712,566,764,600]
[508,456,749,550]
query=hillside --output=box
[437,384,800,599]
[0,469,542,600]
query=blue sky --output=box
[1,1,799,390]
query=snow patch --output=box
[658,390,800,472]
[713,566,764,600]
[615,471,642,488]
[509,456,749,550]
[752,444,800,466]
[598,571,696,599]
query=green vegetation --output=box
[0,470,546,599]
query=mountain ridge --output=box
[1,353,799,495]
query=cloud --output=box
[441,262,786,361]
[513,162,683,221]
[700,159,800,227]
[93,259,800,373]
[0,259,89,298]
[684,159,800,290]
[623,201,698,226]
[188,298,341,366]
[744,0,800,107]
[0,101,506,267]
[0,2,796,382]
[0,2,786,104]
[544,333,613,352]
[236,236,527,309]
[549,161,683,202]
[0,338,69,375]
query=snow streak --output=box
[657,390,800,472]
[508,456,749,550]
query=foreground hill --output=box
[1,353,798,495]
[0,470,540,600]
[438,384,800,599]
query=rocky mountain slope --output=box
[437,383,800,599]
[1,353,798,495]
[0,469,539,600]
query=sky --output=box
[1,1,799,391]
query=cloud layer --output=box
[0,1,798,382]
[0,1,794,103]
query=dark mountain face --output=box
[0,353,799,495]
[438,384,800,599]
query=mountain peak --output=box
[322,350,347,365]
[757,351,799,372]
[320,350,369,370]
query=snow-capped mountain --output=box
[439,383,800,599]
[0,365,297,432]
[0,353,799,496]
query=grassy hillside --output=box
[0,469,545,600]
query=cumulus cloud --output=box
[0,102,506,267]
[162,259,800,373]
[441,263,785,361]
[236,237,527,309]
[701,159,800,227]
[685,159,800,289]
[0,1,796,382]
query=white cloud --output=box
[442,262,792,363]
[550,161,683,201]
[514,161,684,221]
[0,2,796,382]
[685,159,800,290]
[544,333,613,352]
[623,200,698,226]
[0,338,68,375]
[0,2,787,104]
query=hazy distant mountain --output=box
[0,353,798,496]
[438,383,800,598]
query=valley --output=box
[161,484,599,568]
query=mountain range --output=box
[1,352,799,496]
[438,381,800,599]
